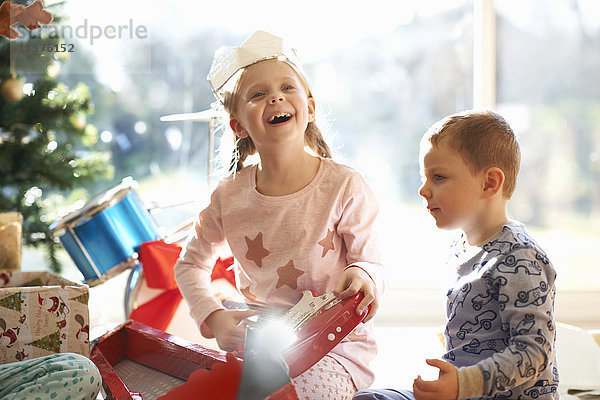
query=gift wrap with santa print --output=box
[0,271,90,364]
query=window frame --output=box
[377,0,600,329]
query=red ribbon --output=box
[129,239,235,331]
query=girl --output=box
[174,31,384,399]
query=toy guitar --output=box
[224,290,369,379]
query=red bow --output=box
[129,239,234,331]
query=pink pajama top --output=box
[174,158,384,389]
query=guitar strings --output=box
[222,300,287,324]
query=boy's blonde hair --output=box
[222,60,331,173]
[423,109,521,198]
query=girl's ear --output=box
[307,97,316,123]
[482,167,505,197]
[230,118,249,138]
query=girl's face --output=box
[418,140,487,233]
[229,59,315,152]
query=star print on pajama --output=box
[276,260,305,289]
[240,286,256,301]
[292,355,356,400]
[244,232,270,267]
[318,229,335,257]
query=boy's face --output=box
[229,59,315,151]
[418,140,487,232]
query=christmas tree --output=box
[69,291,88,304]
[26,329,61,353]
[0,291,24,312]
[0,0,113,272]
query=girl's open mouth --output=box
[267,112,292,124]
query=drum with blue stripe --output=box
[50,177,159,286]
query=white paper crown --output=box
[207,30,305,102]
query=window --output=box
[37,0,598,327]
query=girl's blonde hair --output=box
[221,60,331,174]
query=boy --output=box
[354,109,559,399]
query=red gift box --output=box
[90,320,298,400]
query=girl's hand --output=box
[202,309,258,352]
[332,266,378,322]
[413,359,459,400]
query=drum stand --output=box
[124,263,143,318]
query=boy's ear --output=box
[482,167,505,197]
[230,118,249,138]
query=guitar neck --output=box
[221,299,285,322]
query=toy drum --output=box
[50,177,160,286]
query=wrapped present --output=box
[91,320,298,400]
[0,270,90,364]
[0,212,22,271]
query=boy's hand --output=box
[413,359,459,400]
[333,266,378,322]
[202,309,257,352]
